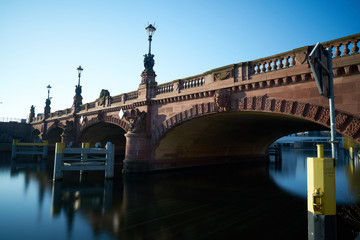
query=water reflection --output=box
[0,149,359,239]
[269,146,360,204]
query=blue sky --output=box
[0,0,359,119]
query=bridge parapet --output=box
[30,33,360,125]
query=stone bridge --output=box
[30,33,360,173]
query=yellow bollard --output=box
[53,143,66,181]
[317,144,324,158]
[307,144,336,239]
[349,146,354,160]
[82,142,90,148]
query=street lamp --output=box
[145,24,156,55]
[77,65,83,86]
[47,84,52,99]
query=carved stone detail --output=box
[214,89,231,112]
[308,106,319,119]
[214,69,233,81]
[284,101,293,114]
[335,112,349,129]
[255,96,264,110]
[124,109,146,133]
[295,103,306,116]
[344,118,360,137]
[274,100,282,112]
[318,108,330,125]
[265,98,272,111]
[63,120,74,135]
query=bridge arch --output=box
[80,114,129,133]
[46,122,65,145]
[152,96,360,161]
[79,115,129,158]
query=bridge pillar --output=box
[122,132,151,174]
[61,120,77,147]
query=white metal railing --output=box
[11,140,48,159]
[0,117,26,123]
[53,142,115,180]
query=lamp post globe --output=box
[77,65,83,86]
[46,84,52,99]
[145,24,156,54]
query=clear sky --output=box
[0,0,359,120]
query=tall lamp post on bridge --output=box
[44,84,52,118]
[122,24,157,174]
[146,24,156,56]
[73,65,83,110]
[76,65,83,98]
[140,24,157,93]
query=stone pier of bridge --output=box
[30,33,360,173]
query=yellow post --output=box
[55,142,66,154]
[307,144,336,239]
[349,146,354,160]
[11,139,18,159]
[82,142,90,148]
[317,144,324,158]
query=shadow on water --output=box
[0,148,359,239]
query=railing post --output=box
[11,139,18,159]
[81,142,90,161]
[105,142,114,179]
[53,142,66,181]
[42,140,48,159]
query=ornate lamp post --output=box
[76,65,83,97]
[44,84,52,118]
[146,24,156,55]
[47,84,52,99]
[143,24,156,72]
[73,65,83,111]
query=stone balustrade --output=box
[181,77,205,90]
[157,83,175,94]
[322,34,360,57]
[125,91,139,101]
[251,52,296,75]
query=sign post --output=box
[308,43,337,240]
[308,42,337,159]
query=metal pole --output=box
[148,36,152,55]
[327,48,337,160]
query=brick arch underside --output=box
[80,115,129,133]
[153,96,360,162]
[78,115,129,155]
[46,124,65,145]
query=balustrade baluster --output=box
[256,63,261,74]
[285,56,290,68]
[334,44,341,57]
[351,40,359,55]
[261,63,266,73]
[343,43,350,56]
[267,60,272,72]
[273,59,278,71]
[278,57,284,69]
[291,56,296,66]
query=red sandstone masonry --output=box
[30,33,360,150]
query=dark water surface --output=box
[0,147,359,240]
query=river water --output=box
[0,146,359,240]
